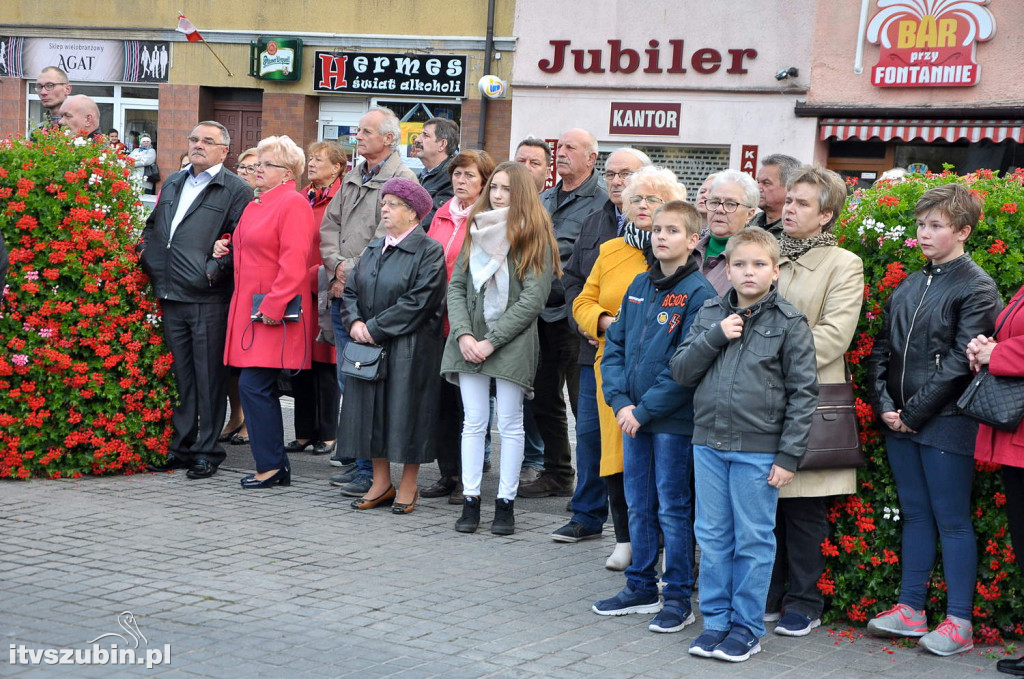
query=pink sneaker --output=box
[918,616,974,656]
[865,603,928,638]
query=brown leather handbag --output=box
[798,382,865,471]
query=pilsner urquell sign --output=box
[865,0,996,87]
[249,38,302,81]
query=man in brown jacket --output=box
[320,105,417,493]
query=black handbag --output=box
[798,382,865,471]
[251,294,302,322]
[143,163,160,183]
[956,294,1024,432]
[340,341,387,381]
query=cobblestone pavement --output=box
[0,400,1012,677]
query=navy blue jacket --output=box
[602,254,716,435]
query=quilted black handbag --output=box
[957,295,1024,432]
[340,341,387,382]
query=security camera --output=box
[775,67,799,81]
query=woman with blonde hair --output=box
[441,162,561,535]
[573,166,687,570]
[216,135,315,488]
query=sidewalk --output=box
[1,461,1007,678]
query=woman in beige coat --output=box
[767,166,864,636]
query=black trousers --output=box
[291,360,340,442]
[434,378,465,479]
[767,496,830,619]
[161,300,230,466]
[238,367,289,473]
[1003,466,1024,572]
[532,318,579,484]
[606,472,630,542]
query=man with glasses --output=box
[139,121,253,480]
[519,128,607,500]
[34,66,71,129]
[553,147,652,543]
[751,154,802,237]
[696,169,759,294]
[319,106,417,496]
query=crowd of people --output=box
[29,63,1024,671]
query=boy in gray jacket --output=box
[670,227,818,663]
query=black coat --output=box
[563,198,619,365]
[419,156,454,231]
[138,168,253,303]
[338,227,448,463]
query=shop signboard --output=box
[249,38,302,81]
[313,51,467,97]
[609,102,680,136]
[865,0,996,87]
[0,36,169,82]
[740,145,758,178]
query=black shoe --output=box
[217,423,244,443]
[455,496,481,533]
[998,656,1024,676]
[518,473,574,498]
[284,439,313,452]
[147,456,191,473]
[229,433,250,445]
[240,467,291,488]
[329,452,356,467]
[420,476,457,498]
[551,521,602,543]
[311,441,335,456]
[491,498,515,535]
[185,459,218,479]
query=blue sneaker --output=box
[648,599,695,633]
[688,629,729,658]
[774,611,821,637]
[592,587,662,616]
[710,625,761,662]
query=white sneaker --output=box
[606,542,632,571]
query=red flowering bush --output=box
[0,128,175,479]
[830,167,1024,641]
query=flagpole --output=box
[201,41,233,77]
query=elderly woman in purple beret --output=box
[338,178,449,515]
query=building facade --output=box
[0,1,516,186]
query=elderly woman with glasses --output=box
[217,135,315,489]
[337,178,447,514]
[694,170,760,294]
[572,166,687,570]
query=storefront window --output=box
[375,99,461,174]
[26,83,159,146]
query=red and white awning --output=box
[819,118,1024,143]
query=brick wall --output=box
[0,77,28,138]
[461,99,511,162]
[262,93,319,159]
[156,84,202,191]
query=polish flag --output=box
[176,14,204,43]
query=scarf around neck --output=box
[623,222,651,252]
[448,197,473,228]
[468,207,511,329]
[779,232,838,261]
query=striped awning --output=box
[819,118,1024,143]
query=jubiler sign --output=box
[865,0,996,87]
[314,51,467,97]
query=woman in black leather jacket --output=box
[866,183,1000,656]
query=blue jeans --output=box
[623,432,693,601]
[570,366,606,531]
[693,445,779,637]
[332,298,371,476]
[885,436,976,619]
[521,400,545,469]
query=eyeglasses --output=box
[236,164,257,173]
[628,195,666,206]
[706,199,750,213]
[255,161,288,170]
[187,136,229,147]
[380,199,410,210]
[604,170,635,182]
[33,82,68,92]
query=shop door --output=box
[213,102,262,170]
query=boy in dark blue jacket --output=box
[591,200,716,634]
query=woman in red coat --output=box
[217,135,315,488]
[968,284,1024,676]
[284,141,346,457]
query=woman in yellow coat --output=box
[572,166,687,570]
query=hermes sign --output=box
[865,0,996,87]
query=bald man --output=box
[57,95,101,139]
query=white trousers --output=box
[459,373,525,500]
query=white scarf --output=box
[469,207,511,329]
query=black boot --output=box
[455,496,480,533]
[491,498,515,535]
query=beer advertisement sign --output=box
[249,38,302,81]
